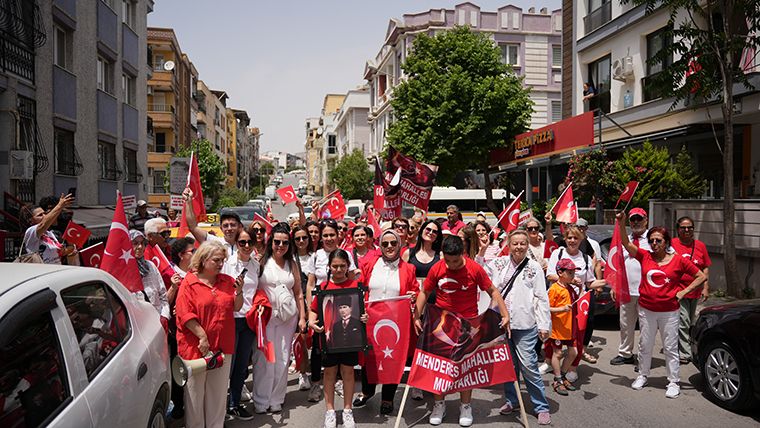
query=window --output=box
[585,0,611,34]
[0,306,71,427]
[54,25,67,69]
[552,46,562,68]
[588,55,611,113]
[155,132,166,152]
[122,73,134,105]
[644,27,673,102]
[551,101,562,123]
[54,128,83,176]
[62,283,130,378]
[122,0,134,28]
[98,141,121,180]
[97,57,112,94]
[153,54,164,71]
[328,135,337,155]
[123,148,141,183]
[500,45,519,66]
[102,0,116,10]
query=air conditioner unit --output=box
[10,150,34,180]
[612,59,625,81]
[623,56,634,75]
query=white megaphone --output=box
[172,350,226,387]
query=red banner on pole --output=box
[81,242,104,268]
[365,297,412,385]
[604,220,631,308]
[63,221,91,248]
[101,191,143,293]
[407,305,516,395]
[387,146,438,211]
[277,186,298,205]
[615,181,639,209]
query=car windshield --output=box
[220,208,263,222]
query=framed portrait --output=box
[315,283,371,354]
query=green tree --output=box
[212,186,249,211]
[166,139,226,202]
[386,25,534,214]
[260,162,275,176]
[623,0,759,297]
[671,145,707,199]
[614,140,678,209]
[329,148,373,200]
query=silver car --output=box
[0,264,171,428]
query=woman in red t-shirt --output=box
[671,216,711,364]
[176,240,244,428]
[616,212,707,399]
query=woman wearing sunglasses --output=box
[670,216,710,364]
[292,224,315,391]
[353,229,419,415]
[523,213,555,272]
[253,224,307,413]
[615,211,707,399]
[251,220,268,256]
[221,227,260,420]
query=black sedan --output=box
[691,299,760,411]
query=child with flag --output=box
[547,259,581,396]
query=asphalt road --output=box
[270,172,303,222]
[167,301,759,428]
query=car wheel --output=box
[148,398,166,428]
[701,340,758,411]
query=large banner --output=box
[387,146,438,211]
[408,305,516,395]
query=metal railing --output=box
[147,103,175,113]
[147,46,153,68]
[150,185,167,194]
[584,2,611,34]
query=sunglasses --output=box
[338,226,348,231]
[679,226,694,230]
[648,238,664,244]
[381,240,399,248]
[237,239,256,247]
[159,230,171,238]
[424,227,438,235]
[630,216,644,222]
[394,224,409,230]
[526,226,540,231]
[273,239,290,246]
[253,227,266,233]
[182,249,196,255]
[293,236,309,242]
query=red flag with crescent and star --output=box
[365,296,412,384]
[544,241,559,259]
[552,184,578,224]
[366,207,382,239]
[293,333,307,370]
[178,152,207,243]
[63,221,91,248]
[276,186,298,205]
[253,213,273,236]
[615,181,639,209]
[496,191,524,232]
[318,190,347,219]
[574,291,592,330]
[604,219,631,308]
[144,244,174,276]
[101,191,143,293]
[81,242,104,268]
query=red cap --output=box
[556,259,580,271]
[629,208,647,218]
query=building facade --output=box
[363,2,562,159]
[334,88,371,159]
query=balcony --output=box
[147,116,154,136]
[148,103,175,113]
[147,103,178,131]
[150,185,167,194]
[147,46,153,68]
[584,2,611,35]
[148,69,178,93]
[587,91,611,115]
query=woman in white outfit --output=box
[253,224,308,413]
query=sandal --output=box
[380,401,394,414]
[582,353,597,364]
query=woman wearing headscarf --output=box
[352,229,419,415]
[130,230,171,330]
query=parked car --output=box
[287,206,312,223]
[254,195,272,207]
[0,264,171,428]
[691,299,760,411]
[218,206,266,224]
[245,199,266,209]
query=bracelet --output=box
[235,290,242,296]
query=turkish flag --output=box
[81,242,104,268]
[366,207,382,238]
[552,184,578,224]
[293,333,307,370]
[178,152,207,242]
[101,191,144,293]
[319,190,347,219]
[497,191,524,232]
[63,221,91,248]
[544,240,559,258]
[365,296,412,384]
[277,186,298,204]
[604,219,631,308]
[247,290,275,363]
[575,291,592,330]
[615,181,639,209]
[145,244,175,275]
[253,213,273,236]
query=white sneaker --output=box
[308,384,322,402]
[241,384,252,401]
[565,371,578,383]
[342,409,356,428]
[666,382,680,399]
[430,401,446,425]
[538,363,551,375]
[459,403,473,427]
[324,409,337,428]
[632,375,648,390]
[335,380,344,398]
[410,387,424,400]
[269,403,282,413]
[299,373,312,391]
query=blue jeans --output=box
[229,317,256,407]
[503,327,550,414]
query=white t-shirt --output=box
[306,248,357,286]
[206,232,237,258]
[221,256,260,318]
[547,248,596,296]
[23,224,62,265]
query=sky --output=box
[149,0,563,155]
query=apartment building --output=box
[334,88,371,159]
[363,2,562,159]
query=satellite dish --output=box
[164,61,175,71]
[317,127,323,135]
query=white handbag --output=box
[273,283,298,321]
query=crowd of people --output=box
[17,192,711,428]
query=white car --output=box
[0,264,171,428]
[287,206,312,223]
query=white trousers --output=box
[253,314,298,408]
[617,296,639,358]
[637,307,680,383]
[184,353,231,428]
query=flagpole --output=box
[549,182,573,213]
[491,190,525,237]
[187,151,194,187]
[514,379,530,428]
[392,384,411,428]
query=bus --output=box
[424,187,508,226]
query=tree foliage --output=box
[329,148,373,200]
[385,25,534,213]
[615,141,678,209]
[166,139,226,201]
[567,147,622,206]
[671,145,707,198]
[212,186,248,211]
[260,162,275,176]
